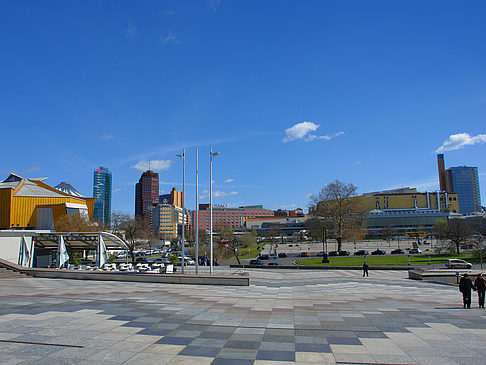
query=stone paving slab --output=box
[0,269,486,364]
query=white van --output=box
[445,259,472,269]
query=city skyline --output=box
[1,1,485,214]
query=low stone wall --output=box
[0,258,249,286]
[230,264,415,270]
[409,269,485,285]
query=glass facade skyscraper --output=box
[449,166,481,214]
[93,166,112,227]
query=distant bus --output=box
[405,232,426,237]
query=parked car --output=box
[250,259,265,265]
[328,251,339,256]
[338,251,350,256]
[278,253,288,258]
[409,248,422,254]
[267,262,282,266]
[269,254,278,259]
[136,257,152,263]
[371,249,386,255]
[354,250,368,256]
[259,254,270,260]
[445,259,472,269]
[154,257,170,264]
[391,249,405,255]
[299,252,310,257]
[316,251,326,257]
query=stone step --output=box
[0,267,30,279]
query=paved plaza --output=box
[1,269,486,365]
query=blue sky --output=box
[1,1,485,214]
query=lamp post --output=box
[195,148,199,274]
[209,148,220,275]
[322,226,328,263]
[176,149,186,274]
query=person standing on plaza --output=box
[474,273,485,308]
[362,262,369,277]
[459,273,475,309]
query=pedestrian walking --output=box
[474,273,485,308]
[459,273,476,309]
[362,262,369,277]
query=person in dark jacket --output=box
[362,262,369,277]
[459,273,476,309]
[474,273,485,308]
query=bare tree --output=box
[113,215,146,263]
[434,219,473,255]
[55,212,99,232]
[309,180,363,252]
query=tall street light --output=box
[209,148,220,275]
[195,148,199,274]
[176,149,186,274]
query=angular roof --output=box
[54,182,85,197]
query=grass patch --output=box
[297,253,476,266]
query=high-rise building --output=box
[159,187,183,207]
[93,167,112,227]
[437,154,481,214]
[135,170,159,229]
[449,166,481,214]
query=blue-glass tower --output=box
[93,166,112,227]
[449,166,481,214]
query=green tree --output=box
[309,180,363,252]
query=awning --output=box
[33,232,129,251]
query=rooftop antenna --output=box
[148,160,151,171]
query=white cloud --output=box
[161,30,179,44]
[131,160,173,171]
[113,188,122,193]
[23,166,41,174]
[100,134,114,140]
[224,178,234,183]
[435,133,486,153]
[279,203,297,209]
[214,190,238,198]
[283,122,344,143]
[208,0,221,10]
[199,190,238,199]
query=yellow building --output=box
[354,188,459,213]
[152,203,184,239]
[0,174,95,230]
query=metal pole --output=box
[480,236,483,270]
[209,149,220,275]
[210,148,214,275]
[195,148,199,274]
[176,150,186,274]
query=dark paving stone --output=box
[262,334,295,343]
[355,331,388,338]
[211,359,253,365]
[256,350,295,362]
[225,340,261,350]
[295,329,327,337]
[179,345,221,357]
[138,328,171,336]
[107,315,138,321]
[156,336,193,345]
[122,321,150,328]
[326,336,362,345]
[200,331,234,340]
[295,343,332,352]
